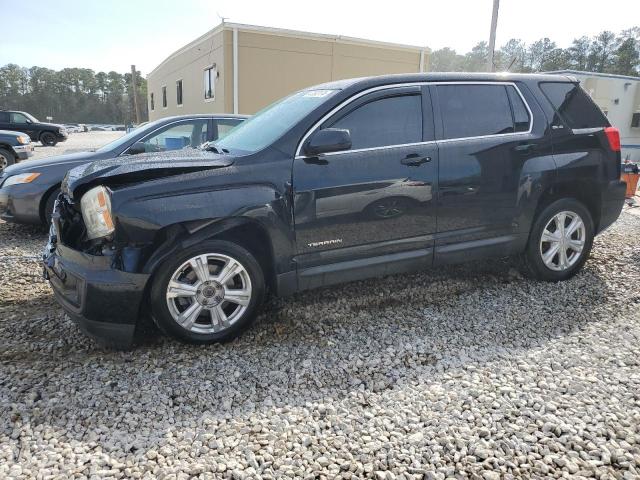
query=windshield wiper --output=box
[203,142,230,154]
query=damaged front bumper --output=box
[42,201,149,348]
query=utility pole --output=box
[486,0,500,72]
[130,64,141,124]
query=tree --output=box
[463,42,489,72]
[498,39,527,72]
[527,38,557,71]
[0,65,148,123]
[429,47,465,72]
[587,31,617,72]
[567,36,591,70]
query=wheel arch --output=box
[141,217,278,293]
[532,181,601,232]
[39,183,62,224]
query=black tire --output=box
[150,240,265,344]
[0,148,16,173]
[40,132,58,147]
[43,187,61,226]
[523,198,594,282]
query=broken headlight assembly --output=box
[80,186,115,240]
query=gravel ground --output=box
[26,131,124,162]
[1,205,640,477]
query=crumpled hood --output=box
[62,148,235,199]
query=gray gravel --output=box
[1,209,639,479]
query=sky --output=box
[1,0,639,76]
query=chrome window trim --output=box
[294,81,534,158]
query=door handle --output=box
[514,143,535,153]
[401,154,431,166]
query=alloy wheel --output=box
[165,253,252,334]
[0,153,7,172]
[539,210,586,271]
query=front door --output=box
[293,86,438,278]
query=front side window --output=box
[136,120,208,153]
[438,84,514,140]
[162,86,167,108]
[328,94,422,150]
[10,112,30,124]
[204,66,215,100]
[150,93,154,111]
[539,82,608,129]
[176,80,183,106]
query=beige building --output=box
[548,70,640,162]
[147,23,428,120]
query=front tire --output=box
[523,198,594,281]
[0,148,16,173]
[40,132,58,146]
[150,240,265,344]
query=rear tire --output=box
[523,198,594,281]
[0,148,16,173]
[150,240,265,344]
[40,132,58,147]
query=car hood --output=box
[2,151,99,176]
[62,148,235,199]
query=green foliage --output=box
[0,65,148,124]
[428,27,640,76]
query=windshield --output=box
[215,89,338,154]
[95,118,166,153]
[24,112,39,122]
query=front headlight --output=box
[80,186,115,240]
[17,135,30,145]
[3,172,41,186]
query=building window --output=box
[150,93,154,111]
[632,112,640,128]
[162,86,167,108]
[204,66,216,100]
[176,80,183,106]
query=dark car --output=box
[0,114,247,225]
[0,130,34,172]
[43,73,626,348]
[0,110,68,146]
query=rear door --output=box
[0,112,10,131]
[293,85,438,277]
[432,82,541,262]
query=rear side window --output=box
[539,82,608,129]
[506,86,530,133]
[329,94,422,150]
[437,84,514,139]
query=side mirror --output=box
[305,128,351,156]
[127,141,146,155]
[25,119,32,124]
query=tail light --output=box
[604,127,620,152]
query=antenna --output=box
[217,12,228,24]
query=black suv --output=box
[0,129,34,171]
[0,110,68,146]
[43,73,626,347]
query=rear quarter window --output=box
[539,82,609,129]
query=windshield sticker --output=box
[303,90,334,98]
